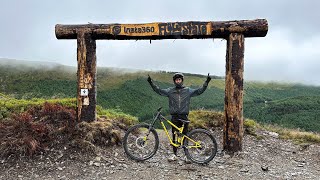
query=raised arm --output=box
[147,75,170,97]
[190,73,212,97]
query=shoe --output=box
[181,156,192,164]
[167,154,178,162]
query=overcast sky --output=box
[1,0,319,85]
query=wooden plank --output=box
[223,33,244,153]
[109,22,211,36]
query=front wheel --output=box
[183,129,217,164]
[123,124,159,161]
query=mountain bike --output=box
[123,107,218,164]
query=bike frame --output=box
[149,110,201,149]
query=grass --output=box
[243,118,320,144]
[188,110,320,144]
[263,124,320,144]
[188,109,224,130]
[96,105,138,128]
[0,97,76,119]
[0,94,319,158]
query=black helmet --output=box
[173,73,184,81]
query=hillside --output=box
[1,59,320,132]
[0,97,319,179]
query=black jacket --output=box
[149,81,209,115]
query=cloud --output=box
[0,0,319,85]
[244,27,320,84]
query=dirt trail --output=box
[1,129,319,180]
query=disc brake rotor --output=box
[135,137,147,149]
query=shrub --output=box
[0,101,138,157]
[244,119,258,136]
[0,102,76,157]
[188,110,224,130]
[0,112,49,156]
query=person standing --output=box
[147,73,211,161]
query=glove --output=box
[147,74,152,83]
[206,73,211,83]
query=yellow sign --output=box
[111,22,211,36]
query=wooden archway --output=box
[55,19,268,152]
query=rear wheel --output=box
[123,124,159,161]
[183,129,217,164]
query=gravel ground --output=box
[1,129,319,180]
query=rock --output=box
[18,175,23,178]
[218,165,225,169]
[114,157,120,162]
[93,162,101,167]
[215,159,225,164]
[261,165,269,171]
[89,161,94,166]
[178,161,184,166]
[299,143,310,151]
[291,172,298,176]
[57,152,64,159]
[115,152,118,157]
[94,156,101,162]
[240,169,249,173]
[57,167,63,171]
[269,132,279,138]
[297,164,304,167]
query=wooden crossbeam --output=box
[56,19,268,40]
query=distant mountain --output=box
[1,59,320,132]
[0,58,62,68]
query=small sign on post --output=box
[83,97,90,105]
[80,89,88,96]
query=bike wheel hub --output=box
[136,137,147,149]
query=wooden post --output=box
[224,33,245,153]
[76,30,96,122]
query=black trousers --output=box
[171,114,189,155]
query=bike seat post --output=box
[179,119,189,132]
